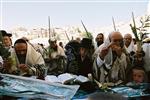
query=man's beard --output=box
[17,54,26,64]
[97,41,103,47]
[52,45,58,51]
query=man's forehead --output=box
[15,43,27,47]
[124,34,132,38]
[110,32,123,39]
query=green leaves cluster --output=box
[130,14,150,42]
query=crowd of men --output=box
[0,29,150,86]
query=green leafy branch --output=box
[130,13,150,42]
[81,20,93,39]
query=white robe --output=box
[142,43,150,72]
[125,41,136,53]
[0,56,3,64]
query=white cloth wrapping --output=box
[0,56,3,64]
[12,42,45,75]
[94,36,113,69]
[50,45,66,59]
[0,73,79,100]
[14,42,45,65]
[125,40,136,53]
[142,43,150,72]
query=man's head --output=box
[14,39,27,64]
[0,30,12,47]
[59,42,63,48]
[95,33,104,47]
[109,31,124,48]
[132,67,146,83]
[48,37,57,49]
[80,38,92,57]
[124,33,132,47]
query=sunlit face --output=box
[15,43,27,55]
[133,69,144,83]
[3,36,12,47]
[124,34,132,47]
[110,32,123,47]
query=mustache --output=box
[17,54,26,57]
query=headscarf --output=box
[125,40,136,53]
[14,40,45,65]
[142,43,150,72]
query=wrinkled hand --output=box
[3,60,11,71]
[18,64,30,74]
[99,42,115,60]
[99,47,109,60]
[111,44,122,57]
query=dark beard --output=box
[17,54,26,64]
[53,46,58,51]
[97,41,103,47]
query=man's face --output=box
[96,34,103,42]
[124,34,132,47]
[96,34,104,46]
[15,43,27,56]
[50,41,57,48]
[3,36,12,47]
[110,32,123,48]
[15,43,27,64]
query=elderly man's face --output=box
[124,34,132,47]
[3,36,12,47]
[110,32,123,47]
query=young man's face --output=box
[3,36,12,47]
[133,69,144,83]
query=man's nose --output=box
[19,51,25,55]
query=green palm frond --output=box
[130,13,150,42]
[81,20,93,39]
